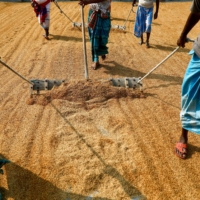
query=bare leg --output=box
[179,128,188,144]
[146,32,150,48]
[139,34,144,45]
[43,28,49,40]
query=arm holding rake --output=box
[177,12,200,48]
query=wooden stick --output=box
[138,47,180,83]
[81,5,89,80]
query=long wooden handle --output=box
[81,6,89,80]
[138,47,180,83]
[123,6,134,27]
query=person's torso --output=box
[35,0,50,5]
[89,0,110,13]
[139,0,154,8]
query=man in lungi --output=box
[175,0,200,159]
[132,0,159,48]
[79,0,111,70]
[31,0,54,39]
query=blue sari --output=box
[134,6,153,38]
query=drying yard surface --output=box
[1,1,200,199]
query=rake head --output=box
[72,22,126,30]
[30,79,65,95]
[111,25,126,31]
[72,22,88,28]
[110,77,143,90]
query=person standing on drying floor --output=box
[132,0,159,48]
[79,0,111,70]
[31,0,54,40]
[175,0,200,159]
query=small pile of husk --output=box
[27,79,145,106]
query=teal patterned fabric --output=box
[88,9,111,62]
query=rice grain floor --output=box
[0,1,200,200]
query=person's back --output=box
[138,0,154,8]
[133,0,159,48]
[79,0,111,70]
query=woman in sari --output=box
[79,0,111,70]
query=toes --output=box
[146,42,150,48]
[91,65,97,70]
[175,148,187,159]
[91,62,100,70]
[182,153,187,159]
[43,35,50,40]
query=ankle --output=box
[45,29,49,37]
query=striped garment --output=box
[88,11,98,30]
[180,49,200,134]
[34,0,51,29]
[134,6,153,38]
[88,9,111,62]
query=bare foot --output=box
[43,35,50,40]
[146,42,150,48]
[91,62,100,70]
[101,55,106,60]
[139,40,144,45]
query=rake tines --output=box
[110,77,143,90]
